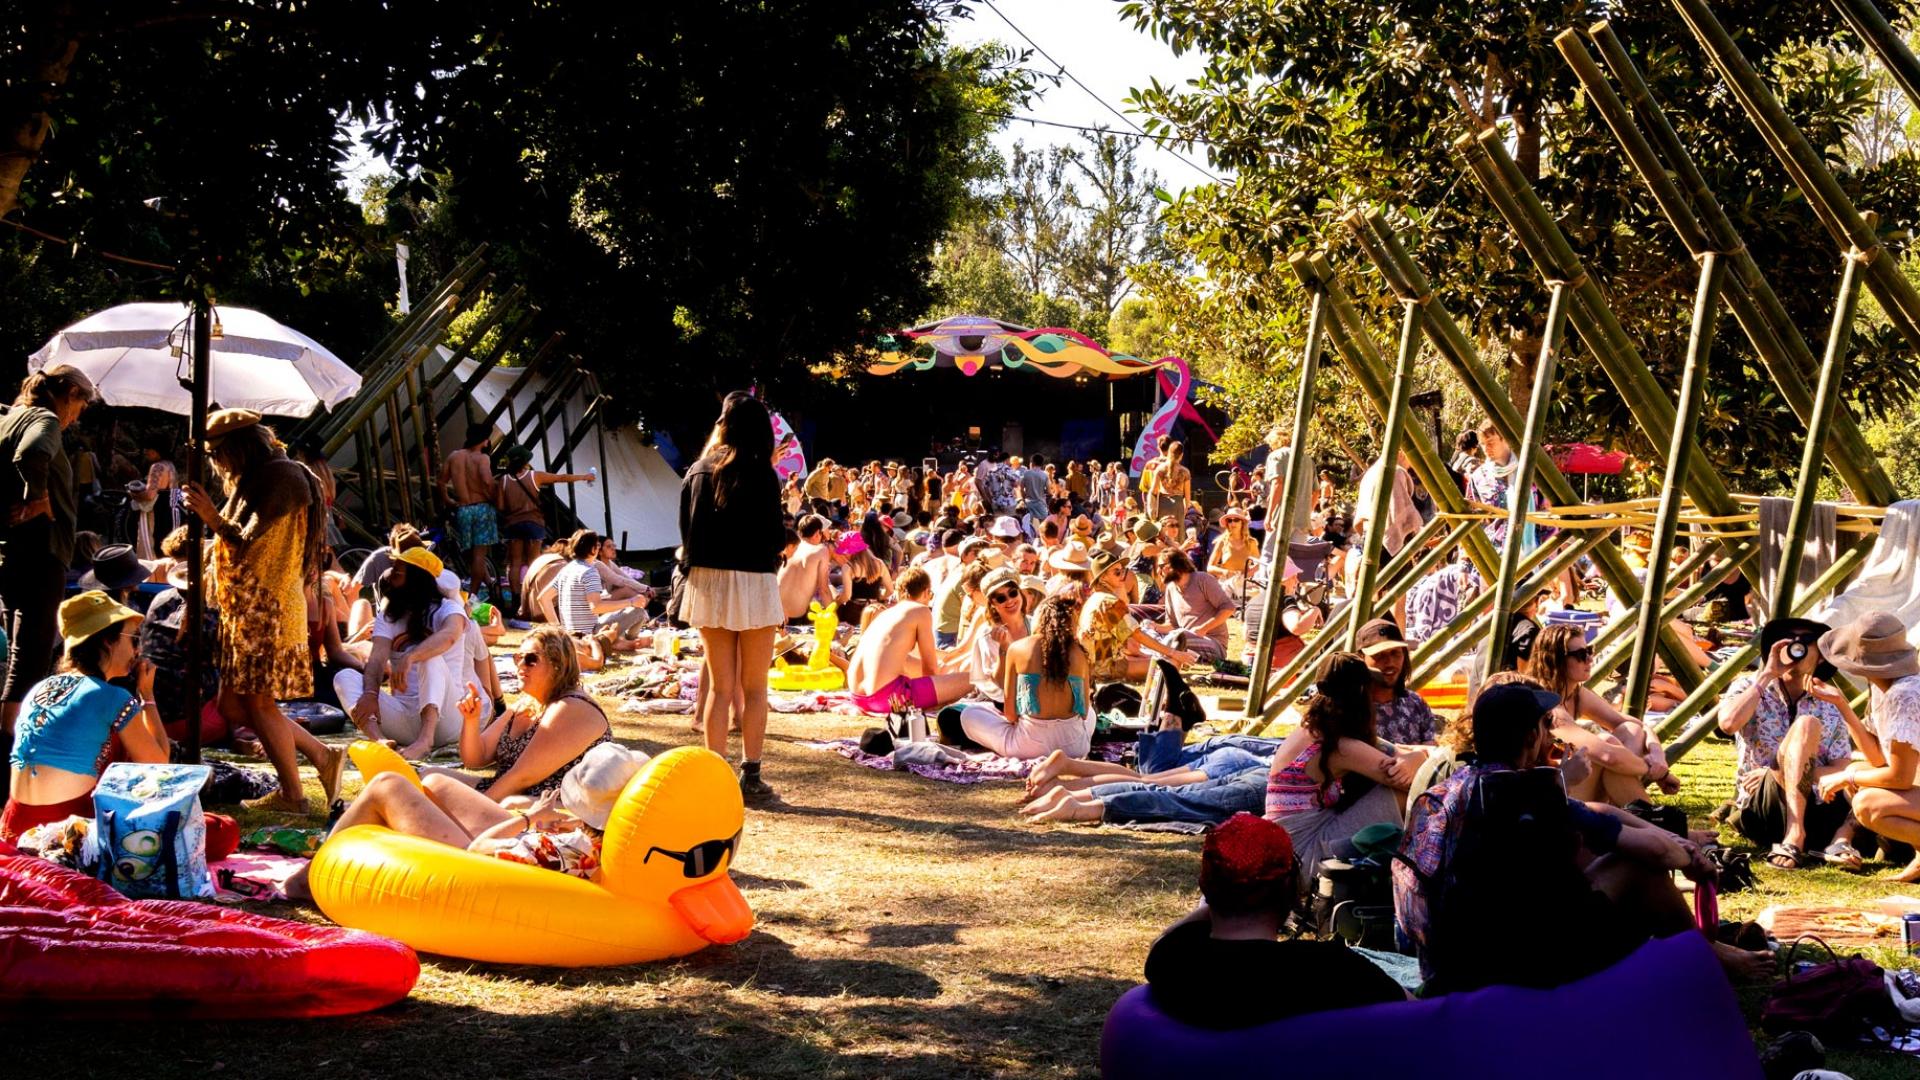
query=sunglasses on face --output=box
[643,830,741,878]
[990,587,1021,604]
[1567,647,1593,662]
[514,651,543,667]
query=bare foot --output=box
[1023,751,1067,800]
[284,864,313,902]
[1710,940,1774,982]
[400,739,434,762]
[1026,797,1104,824]
[1020,787,1070,816]
[1889,856,1920,884]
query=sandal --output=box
[1766,842,1804,870]
[1819,839,1864,870]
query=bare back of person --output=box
[849,601,932,696]
[778,540,831,619]
[446,447,495,506]
[1004,637,1088,720]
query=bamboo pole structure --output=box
[1625,254,1726,719]
[1829,0,1920,108]
[317,290,476,459]
[474,336,563,434]
[419,280,514,397]
[1343,211,1710,687]
[1246,287,1328,711]
[588,374,615,540]
[1409,530,1611,691]
[384,396,414,523]
[1483,284,1569,677]
[1772,255,1866,619]
[1653,544,1871,752]
[508,367,586,454]
[1346,302,1422,642]
[1669,0,1920,351]
[1585,540,1757,687]
[1562,26,1896,507]
[434,307,542,427]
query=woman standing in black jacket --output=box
[680,391,786,800]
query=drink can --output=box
[1903,913,1920,954]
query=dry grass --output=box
[11,652,1920,1077]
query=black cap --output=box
[1356,618,1408,656]
[1474,683,1562,729]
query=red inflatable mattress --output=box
[0,847,418,1018]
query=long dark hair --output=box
[1303,652,1377,806]
[860,512,894,569]
[1522,623,1583,720]
[704,392,773,509]
[380,563,444,646]
[1031,594,1082,684]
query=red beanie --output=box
[1201,812,1296,887]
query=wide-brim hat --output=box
[1047,541,1092,574]
[1090,548,1125,583]
[1760,616,1836,681]
[1356,618,1408,657]
[1818,611,1920,680]
[59,589,142,652]
[1220,506,1249,523]
[559,743,651,830]
[980,566,1021,598]
[392,545,445,579]
[991,515,1022,538]
[79,544,155,593]
[1070,516,1094,536]
[1133,520,1161,543]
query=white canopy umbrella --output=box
[27,302,360,417]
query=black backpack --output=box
[1143,658,1206,730]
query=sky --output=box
[947,0,1222,192]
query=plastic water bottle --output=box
[588,465,598,484]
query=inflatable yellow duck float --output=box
[310,744,753,966]
[768,600,845,692]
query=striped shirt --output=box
[552,560,605,635]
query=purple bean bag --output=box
[1101,934,1760,1080]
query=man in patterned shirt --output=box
[1717,618,1858,869]
[1815,612,1920,883]
[1358,618,1437,745]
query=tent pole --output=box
[1772,254,1865,620]
[1347,302,1422,643]
[1625,254,1725,719]
[1245,284,1326,714]
[1482,283,1569,678]
[590,375,615,540]
[474,336,563,435]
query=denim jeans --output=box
[1135,730,1281,774]
[1094,766,1269,825]
[935,630,958,650]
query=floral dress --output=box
[212,504,312,698]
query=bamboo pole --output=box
[587,374,615,540]
[385,397,414,523]
[1484,284,1569,678]
[1346,301,1422,642]
[510,368,585,453]
[1565,26,1895,507]
[1773,255,1866,618]
[317,291,475,459]
[1247,286,1329,712]
[435,307,543,427]
[1343,211,1711,688]
[420,279,514,396]
[1625,255,1726,718]
[1829,0,1920,108]
[1654,543,1871,749]
[1668,0,1920,351]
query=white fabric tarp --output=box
[1809,499,1920,645]
[427,349,681,551]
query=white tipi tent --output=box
[426,349,681,551]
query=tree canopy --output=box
[1120,0,1920,489]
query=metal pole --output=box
[1346,302,1421,644]
[1771,254,1865,619]
[183,296,211,763]
[1246,288,1327,711]
[1483,284,1570,678]
[1625,254,1726,718]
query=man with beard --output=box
[335,546,475,762]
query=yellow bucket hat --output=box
[59,590,142,652]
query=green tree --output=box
[1120,1,1920,485]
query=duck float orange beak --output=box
[311,746,754,966]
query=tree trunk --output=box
[0,3,82,222]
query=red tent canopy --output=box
[1550,443,1628,475]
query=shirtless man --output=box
[778,514,836,624]
[847,567,973,715]
[440,422,500,594]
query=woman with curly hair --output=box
[958,593,1094,759]
[1261,652,1417,891]
[1523,623,1677,806]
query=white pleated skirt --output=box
[681,566,782,632]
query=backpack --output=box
[1762,937,1897,1043]
[1142,659,1205,730]
[93,762,215,899]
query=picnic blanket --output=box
[211,851,311,903]
[802,738,1037,783]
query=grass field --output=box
[11,667,1920,1078]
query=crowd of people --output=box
[5,367,1920,1031]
